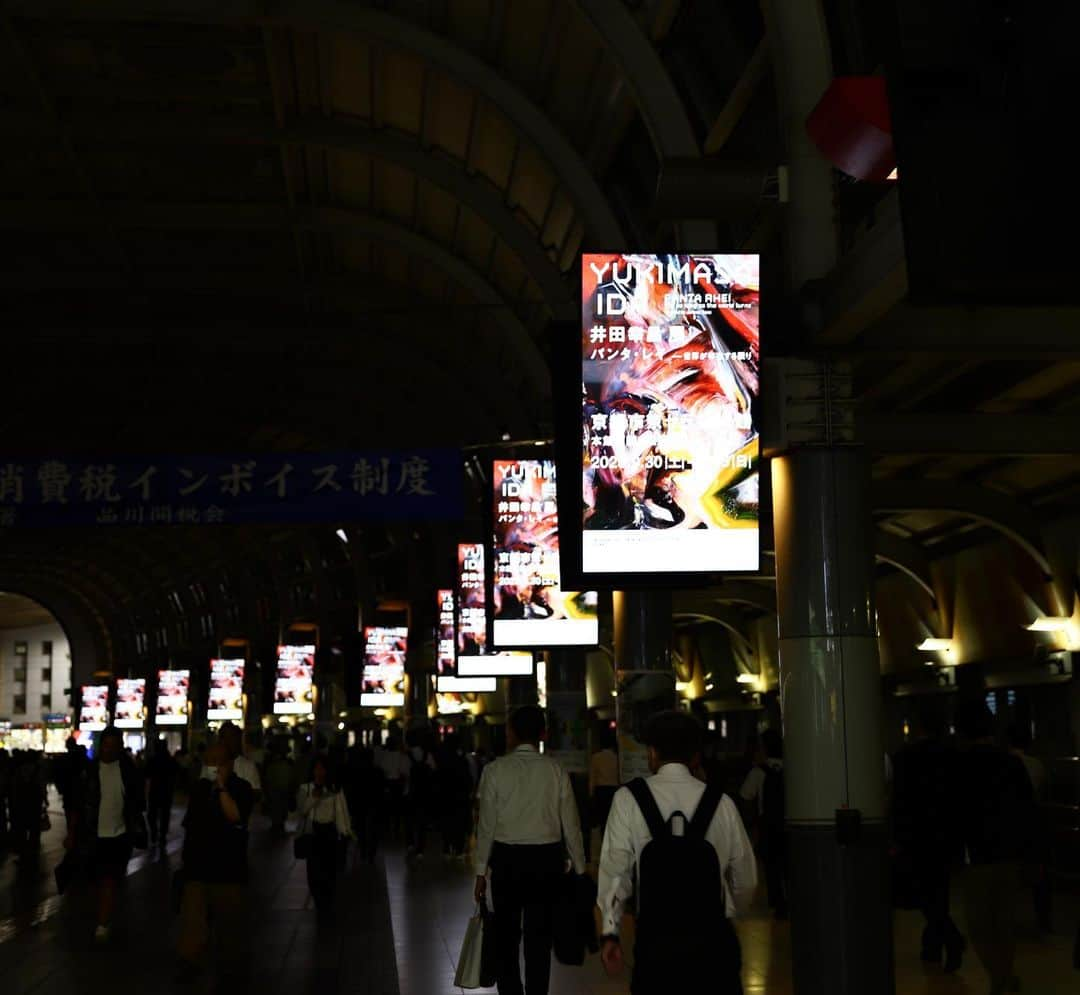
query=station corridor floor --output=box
[0,802,1076,994]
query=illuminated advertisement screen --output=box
[457,651,534,678]
[274,644,315,716]
[79,684,109,732]
[207,659,245,722]
[114,678,147,729]
[578,254,760,577]
[362,626,407,707]
[457,543,486,656]
[155,670,190,726]
[436,588,456,676]
[436,675,497,693]
[492,459,599,648]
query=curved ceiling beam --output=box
[1,109,575,321]
[874,527,937,603]
[672,610,756,657]
[872,480,1053,580]
[9,1,628,251]
[569,0,717,249]
[0,199,551,406]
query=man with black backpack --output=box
[598,710,756,994]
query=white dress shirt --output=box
[97,761,127,839]
[295,784,354,837]
[598,763,757,937]
[475,744,586,875]
[201,754,262,791]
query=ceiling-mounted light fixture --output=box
[1026,617,1071,632]
[335,529,349,544]
[917,638,953,653]
[736,673,756,684]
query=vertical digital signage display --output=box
[436,588,456,677]
[207,658,245,722]
[457,543,486,656]
[577,254,760,578]
[79,684,110,732]
[492,459,598,647]
[362,626,407,707]
[114,678,147,729]
[273,644,315,716]
[155,670,190,726]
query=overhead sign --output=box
[436,589,456,677]
[457,651,534,678]
[155,670,190,727]
[274,645,315,716]
[457,543,486,656]
[207,658,245,722]
[575,254,760,579]
[362,626,407,707]
[436,675,497,693]
[114,678,146,729]
[491,459,598,648]
[79,684,109,732]
[0,450,462,528]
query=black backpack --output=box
[627,778,727,932]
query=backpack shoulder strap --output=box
[688,784,724,839]
[627,778,668,840]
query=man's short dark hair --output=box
[641,710,703,766]
[510,705,546,744]
[99,726,122,746]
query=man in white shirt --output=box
[201,722,261,801]
[474,705,586,995]
[598,710,756,994]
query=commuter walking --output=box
[65,727,147,943]
[588,727,619,860]
[203,721,261,800]
[0,748,10,846]
[1009,724,1052,933]
[295,756,352,918]
[892,708,965,970]
[599,711,756,995]
[263,738,294,835]
[738,728,787,918]
[146,739,178,857]
[406,728,436,861]
[437,733,474,859]
[376,735,409,842]
[177,738,255,986]
[474,705,586,995]
[955,700,1035,995]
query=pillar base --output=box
[788,821,894,995]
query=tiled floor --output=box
[1,802,1077,994]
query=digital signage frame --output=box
[79,684,110,732]
[456,651,535,678]
[436,588,456,677]
[114,677,147,729]
[362,626,407,707]
[435,675,497,693]
[557,253,761,589]
[207,658,245,722]
[155,669,190,727]
[490,458,598,649]
[273,644,315,716]
[456,542,486,656]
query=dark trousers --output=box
[763,829,788,916]
[920,860,963,957]
[490,842,564,995]
[305,823,340,912]
[632,915,742,995]
[148,794,172,848]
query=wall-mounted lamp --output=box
[736,673,757,684]
[917,638,954,653]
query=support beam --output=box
[705,35,771,155]
[858,413,1080,456]
[0,200,551,397]
[570,0,716,248]
[873,527,936,603]
[1,109,575,319]
[871,479,1052,579]
[6,0,628,250]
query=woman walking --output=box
[295,756,353,918]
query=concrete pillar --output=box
[771,448,893,994]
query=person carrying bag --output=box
[294,755,353,919]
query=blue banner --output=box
[0,451,462,527]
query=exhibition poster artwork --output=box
[457,542,486,656]
[274,644,315,716]
[491,458,598,647]
[362,626,407,706]
[114,677,147,729]
[580,253,760,574]
[79,684,110,732]
[436,588,456,676]
[207,658,245,722]
[155,669,190,726]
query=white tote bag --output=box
[454,904,487,989]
